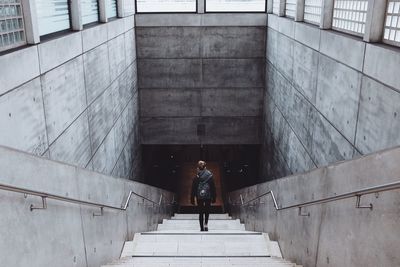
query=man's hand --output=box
[190,199,195,205]
[212,198,216,204]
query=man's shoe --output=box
[204,226,208,231]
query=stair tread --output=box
[102,214,298,267]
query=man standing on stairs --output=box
[191,160,216,231]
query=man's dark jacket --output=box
[191,169,216,203]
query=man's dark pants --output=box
[197,199,211,230]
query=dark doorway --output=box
[142,145,261,211]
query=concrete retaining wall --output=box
[136,14,267,144]
[0,16,140,180]
[262,14,400,180]
[0,145,174,267]
[229,146,400,267]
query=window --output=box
[206,0,266,12]
[0,0,26,52]
[332,0,368,36]
[82,0,99,25]
[36,0,70,36]
[106,0,117,18]
[304,0,322,25]
[384,0,400,46]
[285,0,296,18]
[136,0,196,13]
[272,0,280,15]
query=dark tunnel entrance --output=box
[142,145,261,213]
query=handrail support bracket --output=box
[30,196,47,211]
[298,207,310,217]
[356,195,373,210]
[93,207,104,217]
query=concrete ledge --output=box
[0,46,40,95]
[267,14,295,38]
[82,23,108,52]
[38,32,83,74]
[107,18,126,40]
[135,13,267,27]
[0,144,174,267]
[294,22,321,51]
[364,44,400,91]
[320,30,366,71]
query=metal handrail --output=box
[0,182,168,215]
[230,180,400,215]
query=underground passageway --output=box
[142,145,261,213]
[1,0,400,266]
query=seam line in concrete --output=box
[266,59,359,156]
[88,91,137,172]
[267,92,317,170]
[81,35,95,164]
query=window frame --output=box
[204,0,267,13]
[135,0,198,14]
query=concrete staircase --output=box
[102,214,301,267]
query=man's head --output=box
[198,160,206,170]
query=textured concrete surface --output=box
[137,26,265,145]
[262,16,400,180]
[0,78,47,156]
[0,15,140,179]
[230,146,400,267]
[0,145,174,267]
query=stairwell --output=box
[102,213,302,267]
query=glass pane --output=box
[206,0,266,12]
[106,0,117,18]
[82,0,99,25]
[136,0,197,13]
[0,0,26,52]
[383,0,400,47]
[272,0,280,14]
[285,0,296,18]
[36,0,70,36]
[332,0,368,36]
[304,0,322,25]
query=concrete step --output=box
[103,214,298,267]
[129,232,272,257]
[102,257,298,267]
[172,213,232,220]
[157,219,245,231]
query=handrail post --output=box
[159,194,163,206]
[240,194,244,205]
[270,191,279,210]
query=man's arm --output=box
[191,178,197,205]
[210,176,217,203]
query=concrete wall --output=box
[136,14,267,145]
[229,146,400,267]
[0,145,174,267]
[0,16,140,180]
[262,14,400,180]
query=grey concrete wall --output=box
[0,145,174,267]
[136,14,267,144]
[0,16,141,180]
[262,14,400,180]
[229,146,400,267]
